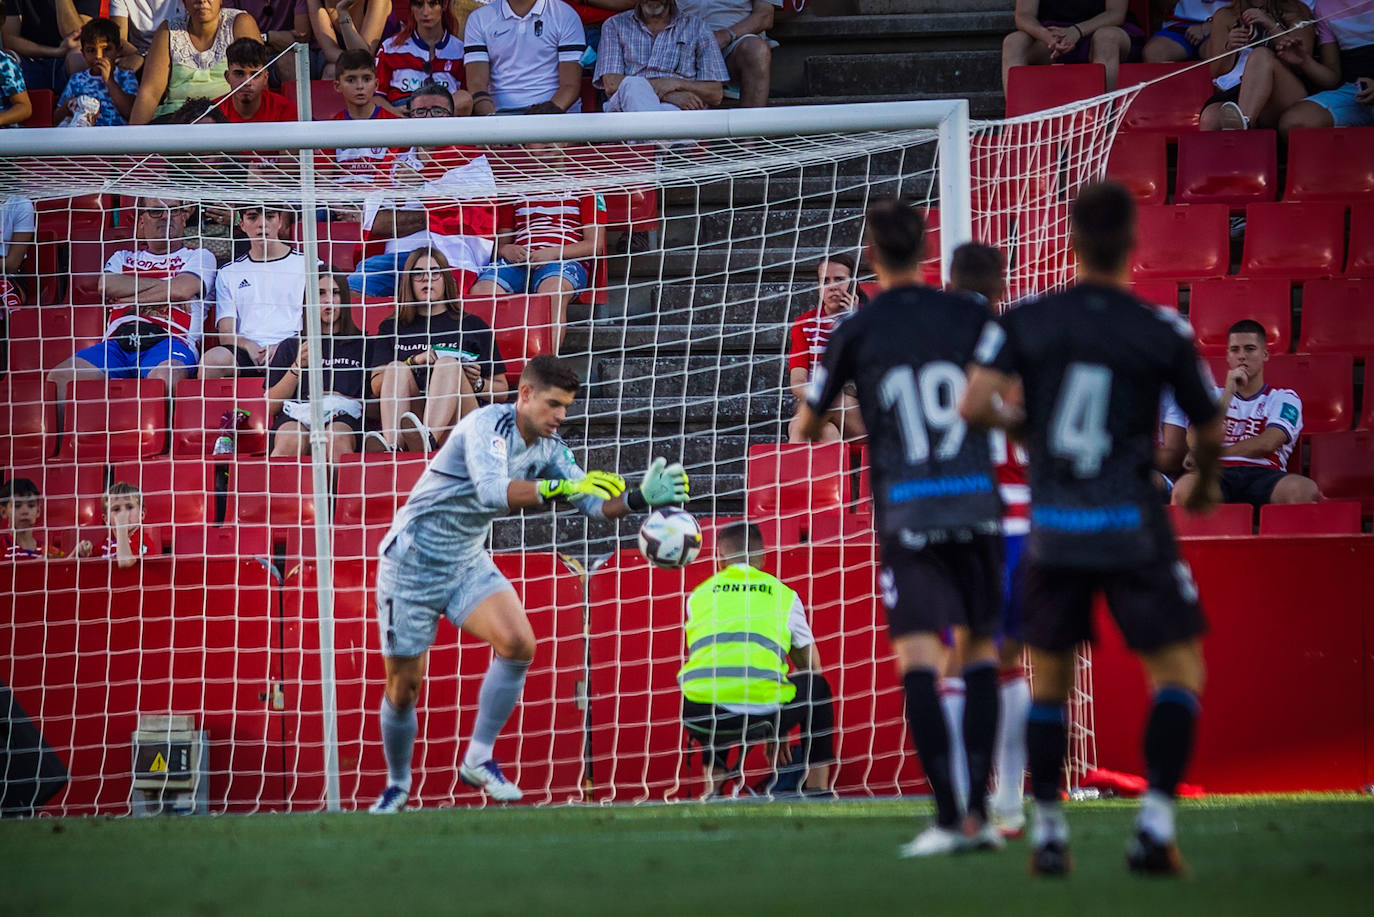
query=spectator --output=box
[1277,0,1374,134]
[100,482,157,568]
[677,0,779,107]
[266,272,369,460]
[1199,0,1320,130]
[54,17,139,126]
[0,192,34,313]
[129,0,257,124]
[227,0,310,83]
[1171,319,1321,506]
[786,253,865,444]
[568,0,635,57]
[217,36,297,122]
[0,0,95,95]
[321,48,399,180]
[47,198,215,397]
[308,0,391,79]
[1157,386,1190,485]
[464,0,586,114]
[0,5,34,129]
[202,205,308,378]
[367,247,508,452]
[375,0,470,115]
[1143,0,1230,63]
[110,0,186,69]
[679,521,836,798]
[1001,0,1143,92]
[594,0,727,112]
[348,79,497,298]
[468,151,608,352]
[1,478,90,559]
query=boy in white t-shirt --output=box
[1143,0,1230,63]
[0,194,35,313]
[1170,319,1321,508]
[202,206,308,379]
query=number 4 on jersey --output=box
[1050,363,1113,477]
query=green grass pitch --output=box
[3,796,1371,916]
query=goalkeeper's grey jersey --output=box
[379,404,601,576]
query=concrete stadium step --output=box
[613,248,832,282]
[661,207,867,250]
[593,354,787,399]
[573,434,759,478]
[771,91,1006,120]
[572,396,788,438]
[562,321,788,358]
[850,1,1012,19]
[651,281,808,326]
[804,49,1003,98]
[662,172,925,207]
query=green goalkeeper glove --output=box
[538,471,626,502]
[631,456,690,510]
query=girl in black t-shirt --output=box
[267,273,369,460]
[368,247,507,452]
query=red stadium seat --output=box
[6,462,105,531]
[21,89,52,127]
[332,524,389,561]
[746,443,846,535]
[173,524,271,558]
[1106,132,1168,205]
[312,220,363,271]
[4,305,104,374]
[808,510,875,546]
[1004,64,1105,117]
[334,453,430,527]
[108,459,216,544]
[1258,501,1363,535]
[1298,280,1374,353]
[1131,205,1229,281]
[0,376,56,466]
[1174,130,1277,207]
[1187,278,1291,354]
[1239,202,1345,279]
[1260,353,1354,434]
[353,294,395,336]
[228,459,324,545]
[1283,128,1374,202]
[68,237,138,304]
[171,378,270,458]
[1130,280,1179,311]
[1344,203,1374,277]
[1363,356,1374,431]
[309,80,347,120]
[1118,63,1212,135]
[458,294,554,379]
[1167,503,1251,536]
[1308,432,1374,511]
[59,379,168,462]
[37,194,113,237]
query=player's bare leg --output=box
[895,633,968,857]
[1026,647,1075,876]
[371,651,427,813]
[1127,639,1205,875]
[457,589,536,802]
[837,391,866,444]
[991,638,1030,837]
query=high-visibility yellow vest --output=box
[677,564,797,707]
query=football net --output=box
[0,90,1128,815]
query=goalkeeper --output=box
[370,354,689,813]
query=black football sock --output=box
[961,662,999,822]
[1026,701,1068,805]
[903,668,959,828]
[1144,685,1199,797]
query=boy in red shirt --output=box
[218,38,298,124]
[1,478,90,560]
[100,482,158,568]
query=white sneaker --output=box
[364,430,396,453]
[1219,101,1249,130]
[965,817,1008,852]
[399,411,437,452]
[460,759,523,802]
[369,785,409,814]
[898,824,966,858]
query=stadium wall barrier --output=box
[3,536,1371,814]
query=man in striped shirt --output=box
[786,253,864,443]
[594,0,728,112]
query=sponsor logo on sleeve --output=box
[1279,403,1299,426]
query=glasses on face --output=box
[408,105,453,118]
[137,207,185,220]
[411,268,447,279]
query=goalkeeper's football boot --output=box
[460,758,524,802]
[369,785,410,814]
[1029,840,1072,877]
[1126,830,1189,877]
[898,824,966,858]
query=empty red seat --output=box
[1118,63,1213,135]
[1005,64,1105,117]
[313,220,363,271]
[746,443,846,532]
[1258,501,1362,535]
[0,376,55,466]
[1263,353,1354,434]
[1187,278,1290,354]
[6,462,104,530]
[1344,203,1374,277]
[1363,356,1374,430]
[1132,205,1229,281]
[1174,130,1277,207]
[59,379,168,461]
[334,453,430,527]
[809,510,875,545]
[309,80,347,120]
[1239,202,1345,279]
[108,459,216,543]
[173,524,271,558]
[353,294,395,336]
[171,378,269,457]
[1167,502,1251,536]
[1298,279,1374,353]
[21,89,52,128]
[332,524,390,561]
[1283,128,1374,202]
[1308,432,1374,510]
[228,460,323,538]
[458,295,554,379]
[1130,280,1179,311]
[1106,132,1167,205]
[5,305,106,373]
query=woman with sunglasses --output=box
[368,247,507,452]
[130,0,260,123]
[375,0,471,115]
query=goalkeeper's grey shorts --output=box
[376,550,514,659]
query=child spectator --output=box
[202,205,308,378]
[368,247,507,452]
[217,36,298,123]
[1144,0,1230,62]
[308,0,392,79]
[55,17,138,126]
[321,48,399,180]
[375,0,471,115]
[0,2,35,128]
[469,150,607,353]
[100,482,157,568]
[266,272,369,460]
[1001,0,1143,92]
[0,192,35,312]
[1,478,90,559]
[1199,0,1319,130]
